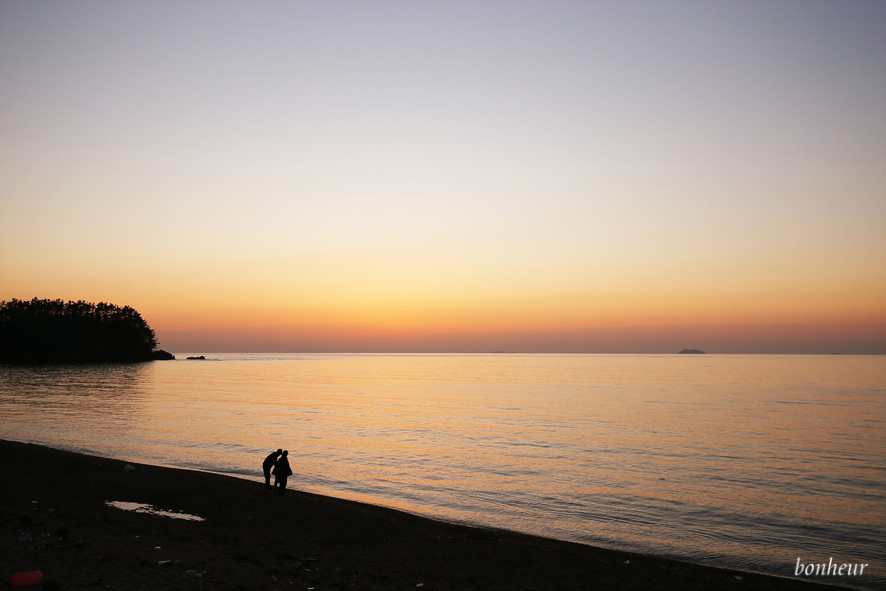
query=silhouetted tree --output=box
[0,298,172,363]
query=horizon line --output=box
[161,350,884,356]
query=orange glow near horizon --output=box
[141,286,886,354]
[4,248,885,353]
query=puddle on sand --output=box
[105,501,204,521]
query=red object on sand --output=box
[10,571,43,586]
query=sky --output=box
[1,0,884,354]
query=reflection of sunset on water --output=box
[2,353,883,587]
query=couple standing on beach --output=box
[262,449,292,495]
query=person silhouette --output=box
[272,450,293,495]
[262,449,282,489]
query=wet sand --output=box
[1,440,843,590]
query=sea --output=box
[1,353,883,589]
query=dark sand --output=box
[1,440,843,591]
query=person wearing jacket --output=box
[262,449,282,489]
[272,449,293,495]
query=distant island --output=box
[0,298,174,363]
[678,349,706,354]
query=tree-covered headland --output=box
[0,298,174,363]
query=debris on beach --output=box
[9,570,43,587]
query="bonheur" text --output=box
[795,557,868,577]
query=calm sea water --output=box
[1,354,884,589]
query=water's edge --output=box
[2,437,854,590]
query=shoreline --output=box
[1,440,849,590]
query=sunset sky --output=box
[2,0,884,354]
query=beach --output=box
[1,440,845,590]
